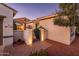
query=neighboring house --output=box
[24,14,76,45]
[14,17,30,31]
[13,17,30,42]
[0,3,17,46]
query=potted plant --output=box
[30,49,48,56]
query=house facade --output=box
[0,3,75,46]
[24,15,76,45]
[13,17,30,42]
[14,17,30,31]
[0,3,17,46]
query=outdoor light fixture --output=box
[28,29,33,46]
[20,25,24,30]
[41,29,44,41]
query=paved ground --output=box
[46,36,79,56]
[3,36,79,56]
[3,41,51,56]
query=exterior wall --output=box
[0,46,4,55]
[26,23,34,29]
[25,18,72,45]
[40,28,48,41]
[24,22,48,45]
[0,4,13,46]
[24,23,34,45]
[14,30,24,42]
[39,18,71,45]
[24,29,33,45]
[70,27,76,43]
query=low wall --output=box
[13,30,24,42]
[3,37,13,46]
[24,29,33,45]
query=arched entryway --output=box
[24,21,48,45]
[33,21,41,43]
[32,21,48,43]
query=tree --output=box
[54,3,79,27]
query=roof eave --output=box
[0,3,18,17]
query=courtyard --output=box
[2,35,79,56]
[46,36,79,56]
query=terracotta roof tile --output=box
[14,17,30,24]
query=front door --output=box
[0,19,3,45]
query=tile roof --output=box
[14,17,30,24]
[26,14,58,24]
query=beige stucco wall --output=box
[70,27,76,43]
[25,18,72,45]
[24,23,34,45]
[14,30,24,42]
[0,4,13,46]
[39,18,71,45]
[24,22,48,45]
[26,23,34,29]
[24,29,33,45]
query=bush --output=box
[30,50,48,56]
[54,18,70,27]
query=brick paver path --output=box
[3,36,79,56]
[4,40,51,56]
[46,36,79,56]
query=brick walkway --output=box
[46,36,79,56]
[3,36,79,56]
[3,41,51,56]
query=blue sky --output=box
[6,3,59,20]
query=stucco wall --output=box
[0,4,13,46]
[26,23,34,29]
[24,22,48,45]
[25,18,71,45]
[14,30,24,42]
[70,27,76,43]
[39,18,71,45]
[24,29,33,45]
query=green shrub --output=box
[53,18,70,27]
[30,50,48,56]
